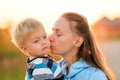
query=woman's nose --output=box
[48,34,54,42]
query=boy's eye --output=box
[43,36,47,39]
[34,39,39,43]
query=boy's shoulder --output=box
[27,57,63,79]
[27,57,58,69]
[57,58,66,68]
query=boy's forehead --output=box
[27,31,46,39]
[34,26,45,33]
[27,27,45,36]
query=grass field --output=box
[0,51,26,80]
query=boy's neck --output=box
[29,54,48,60]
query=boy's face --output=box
[22,28,50,58]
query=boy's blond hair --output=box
[11,18,44,48]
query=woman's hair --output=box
[11,18,44,48]
[61,12,116,80]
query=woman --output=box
[49,12,116,80]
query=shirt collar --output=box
[62,58,92,77]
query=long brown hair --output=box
[61,12,116,80]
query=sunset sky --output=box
[0,0,120,33]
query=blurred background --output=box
[0,0,120,80]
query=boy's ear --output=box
[20,46,29,56]
[20,46,26,52]
[73,36,83,47]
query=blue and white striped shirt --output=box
[25,56,63,80]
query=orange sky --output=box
[0,0,120,33]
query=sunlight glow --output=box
[0,0,120,33]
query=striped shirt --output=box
[25,56,63,80]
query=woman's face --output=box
[49,17,76,56]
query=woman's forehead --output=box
[53,17,70,31]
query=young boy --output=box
[11,18,63,80]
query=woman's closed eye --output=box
[56,32,62,36]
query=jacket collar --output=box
[62,58,92,77]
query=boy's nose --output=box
[41,38,47,45]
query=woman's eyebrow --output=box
[52,28,60,32]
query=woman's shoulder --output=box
[74,66,108,80]
[75,59,108,80]
[88,68,108,80]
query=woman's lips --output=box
[50,46,53,50]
